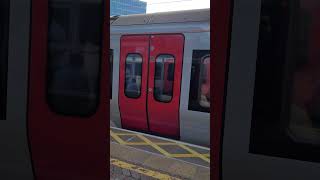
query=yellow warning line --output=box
[171,153,210,158]
[152,142,176,145]
[111,158,181,180]
[123,142,176,146]
[113,133,136,136]
[171,154,204,158]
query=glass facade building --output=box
[110,0,147,16]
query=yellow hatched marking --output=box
[171,154,202,158]
[178,144,210,163]
[124,142,150,145]
[110,131,126,145]
[110,130,210,163]
[146,142,176,145]
[124,142,176,146]
[171,153,210,158]
[111,158,180,180]
[113,133,137,136]
[136,134,172,157]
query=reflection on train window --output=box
[154,55,175,103]
[125,54,142,98]
[250,0,320,162]
[46,0,103,116]
[188,50,210,113]
[110,49,113,99]
[0,0,9,120]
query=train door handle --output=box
[148,88,153,93]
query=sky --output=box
[140,0,210,13]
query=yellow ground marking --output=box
[136,134,172,157]
[111,158,181,180]
[171,154,205,158]
[151,142,176,145]
[123,142,151,145]
[111,130,210,162]
[110,131,126,145]
[112,133,136,136]
[171,153,211,158]
[123,142,176,146]
[178,144,210,163]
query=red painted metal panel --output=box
[28,0,108,179]
[148,34,184,138]
[119,35,149,131]
[212,0,233,179]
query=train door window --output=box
[46,0,103,116]
[110,49,113,99]
[154,55,175,103]
[0,0,9,120]
[250,0,320,162]
[125,54,142,98]
[188,50,210,113]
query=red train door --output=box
[119,35,149,131]
[148,34,184,137]
[119,34,184,138]
[28,0,108,179]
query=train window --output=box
[154,55,175,103]
[188,50,210,113]
[125,54,142,98]
[250,0,320,162]
[0,0,9,120]
[46,0,103,116]
[110,49,113,99]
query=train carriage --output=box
[110,9,211,147]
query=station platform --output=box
[110,126,210,180]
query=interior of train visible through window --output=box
[125,54,142,98]
[188,50,210,113]
[0,0,9,120]
[154,54,175,103]
[250,0,320,162]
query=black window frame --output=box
[0,0,10,120]
[124,53,143,99]
[153,54,175,103]
[110,49,113,99]
[188,50,210,113]
[249,0,320,163]
[46,0,105,117]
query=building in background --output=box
[110,0,147,16]
[144,0,209,13]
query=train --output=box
[110,9,211,147]
[2,0,320,180]
[213,0,320,179]
[1,0,108,179]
